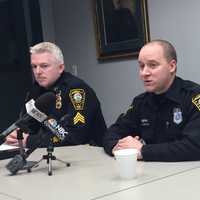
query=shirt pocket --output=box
[165,122,182,140]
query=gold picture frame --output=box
[93,0,150,60]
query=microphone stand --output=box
[29,138,70,176]
[6,129,38,175]
[17,129,25,156]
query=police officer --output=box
[6,42,106,148]
[104,39,200,161]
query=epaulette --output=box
[182,80,200,93]
[134,92,148,100]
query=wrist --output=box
[23,134,29,148]
[137,146,143,160]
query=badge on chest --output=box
[173,108,183,124]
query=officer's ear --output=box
[58,64,65,73]
[169,59,176,73]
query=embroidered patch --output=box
[73,112,85,124]
[69,89,85,110]
[173,108,183,124]
[123,105,134,117]
[127,105,133,112]
[192,94,200,111]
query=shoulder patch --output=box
[69,89,85,110]
[123,105,134,117]
[127,105,134,112]
[192,94,200,111]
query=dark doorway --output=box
[0,0,43,132]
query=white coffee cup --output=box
[114,148,138,179]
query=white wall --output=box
[148,0,200,82]
[39,0,200,126]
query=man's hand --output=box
[5,129,29,147]
[112,136,143,159]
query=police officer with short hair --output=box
[103,40,200,161]
[6,42,107,148]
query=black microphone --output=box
[26,96,69,142]
[0,92,56,145]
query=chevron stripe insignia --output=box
[73,112,85,124]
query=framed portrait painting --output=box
[93,0,150,60]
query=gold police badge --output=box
[69,89,85,110]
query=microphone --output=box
[25,96,69,142]
[0,92,56,145]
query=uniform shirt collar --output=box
[50,71,73,92]
[164,76,182,104]
[146,76,183,107]
[51,72,65,90]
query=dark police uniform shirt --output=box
[104,76,200,161]
[21,72,107,148]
